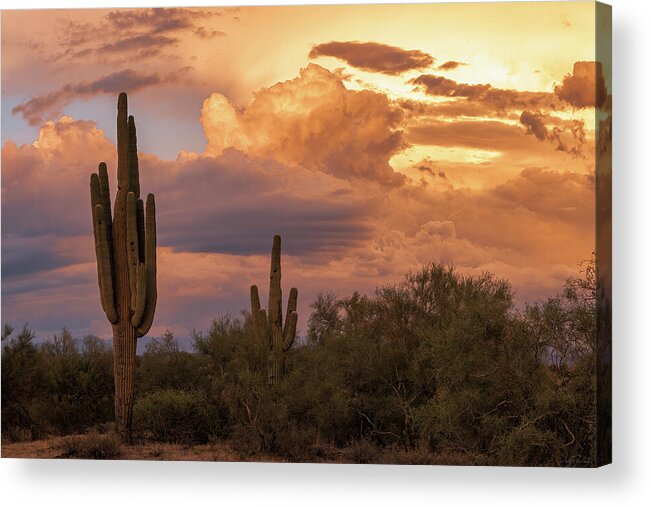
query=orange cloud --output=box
[410,74,560,111]
[437,60,467,71]
[554,61,607,108]
[520,110,547,141]
[201,64,406,185]
[309,41,434,75]
[2,110,595,340]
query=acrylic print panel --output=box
[1,1,611,467]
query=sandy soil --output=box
[1,436,284,462]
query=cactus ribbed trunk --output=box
[113,323,137,435]
[90,93,157,438]
[250,235,298,385]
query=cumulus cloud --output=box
[200,64,406,185]
[554,61,607,108]
[1,117,115,281]
[309,41,434,75]
[2,115,596,339]
[12,68,191,125]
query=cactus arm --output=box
[283,311,298,351]
[136,198,145,262]
[126,192,139,311]
[251,285,261,314]
[250,285,265,342]
[92,204,118,324]
[127,115,140,198]
[285,288,298,320]
[136,193,157,337]
[283,287,298,350]
[131,264,148,327]
[257,309,271,349]
[90,172,101,209]
[97,162,113,249]
[90,173,103,308]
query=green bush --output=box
[132,389,214,444]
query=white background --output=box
[1,0,649,505]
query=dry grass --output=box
[2,434,473,465]
[2,435,281,462]
[59,433,122,459]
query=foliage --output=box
[132,389,215,444]
[2,261,598,466]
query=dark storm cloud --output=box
[144,149,376,257]
[309,41,434,75]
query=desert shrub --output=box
[132,389,215,444]
[137,331,211,395]
[346,439,381,464]
[59,432,122,459]
[37,332,114,435]
[1,325,48,441]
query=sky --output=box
[1,2,611,341]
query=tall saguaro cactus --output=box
[250,235,298,385]
[90,93,157,436]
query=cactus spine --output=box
[90,93,157,437]
[250,235,298,385]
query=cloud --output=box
[52,7,225,62]
[519,110,587,156]
[309,41,434,75]
[98,34,179,55]
[12,68,191,125]
[141,149,378,258]
[2,114,595,339]
[436,61,466,71]
[554,61,607,108]
[105,7,207,33]
[410,74,560,111]
[194,27,226,39]
[411,74,488,98]
[200,64,406,185]
[520,110,547,141]
[407,119,534,151]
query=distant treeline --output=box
[1,262,597,466]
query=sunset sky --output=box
[1,2,611,340]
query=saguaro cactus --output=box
[90,92,157,436]
[250,235,298,385]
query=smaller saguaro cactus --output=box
[250,235,298,385]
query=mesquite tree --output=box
[90,93,157,436]
[250,235,298,385]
